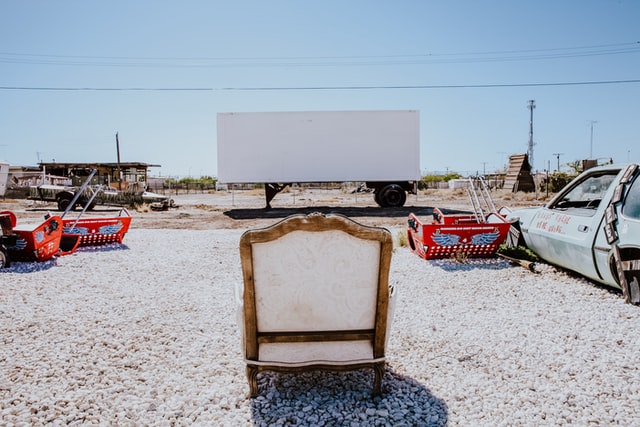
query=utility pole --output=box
[115,132,122,190]
[552,153,564,172]
[497,151,509,172]
[588,120,598,159]
[527,100,536,170]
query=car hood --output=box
[505,206,543,229]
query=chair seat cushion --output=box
[256,340,378,366]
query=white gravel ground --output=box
[2,227,640,426]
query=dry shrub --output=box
[243,188,265,196]
[194,204,217,211]
[396,231,408,247]
[497,244,540,262]
[450,248,469,263]
[495,190,514,201]
[520,193,540,202]
[134,203,150,213]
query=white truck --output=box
[217,110,421,208]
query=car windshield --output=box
[550,171,618,216]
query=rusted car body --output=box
[506,163,640,304]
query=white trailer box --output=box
[217,110,420,207]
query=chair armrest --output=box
[235,282,245,353]
[386,284,397,346]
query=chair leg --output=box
[372,362,385,396]
[246,365,259,398]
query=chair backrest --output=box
[239,212,393,362]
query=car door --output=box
[592,164,640,287]
[525,168,621,281]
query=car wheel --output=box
[57,195,73,211]
[374,190,383,207]
[379,184,407,208]
[610,246,640,304]
[0,247,9,269]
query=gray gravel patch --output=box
[1,228,639,425]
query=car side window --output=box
[622,174,640,220]
[551,172,617,214]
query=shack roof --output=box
[38,162,161,169]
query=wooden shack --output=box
[38,162,160,190]
[504,154,535,192]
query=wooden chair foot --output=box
[246,365,259,398]
[372,363,385,396]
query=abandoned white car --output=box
[506,163,640,304]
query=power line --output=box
[3,41,639,60]
[0,41,638,68]
[1,79,639,92]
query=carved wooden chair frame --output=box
[239,212,394,397]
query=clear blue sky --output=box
[1,1,639,178]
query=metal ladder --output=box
[466,176,497,223]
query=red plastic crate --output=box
[407,208,512,260]
[62,209,132,247]
[3,212,64,262]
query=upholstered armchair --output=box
[238,212,396,397]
